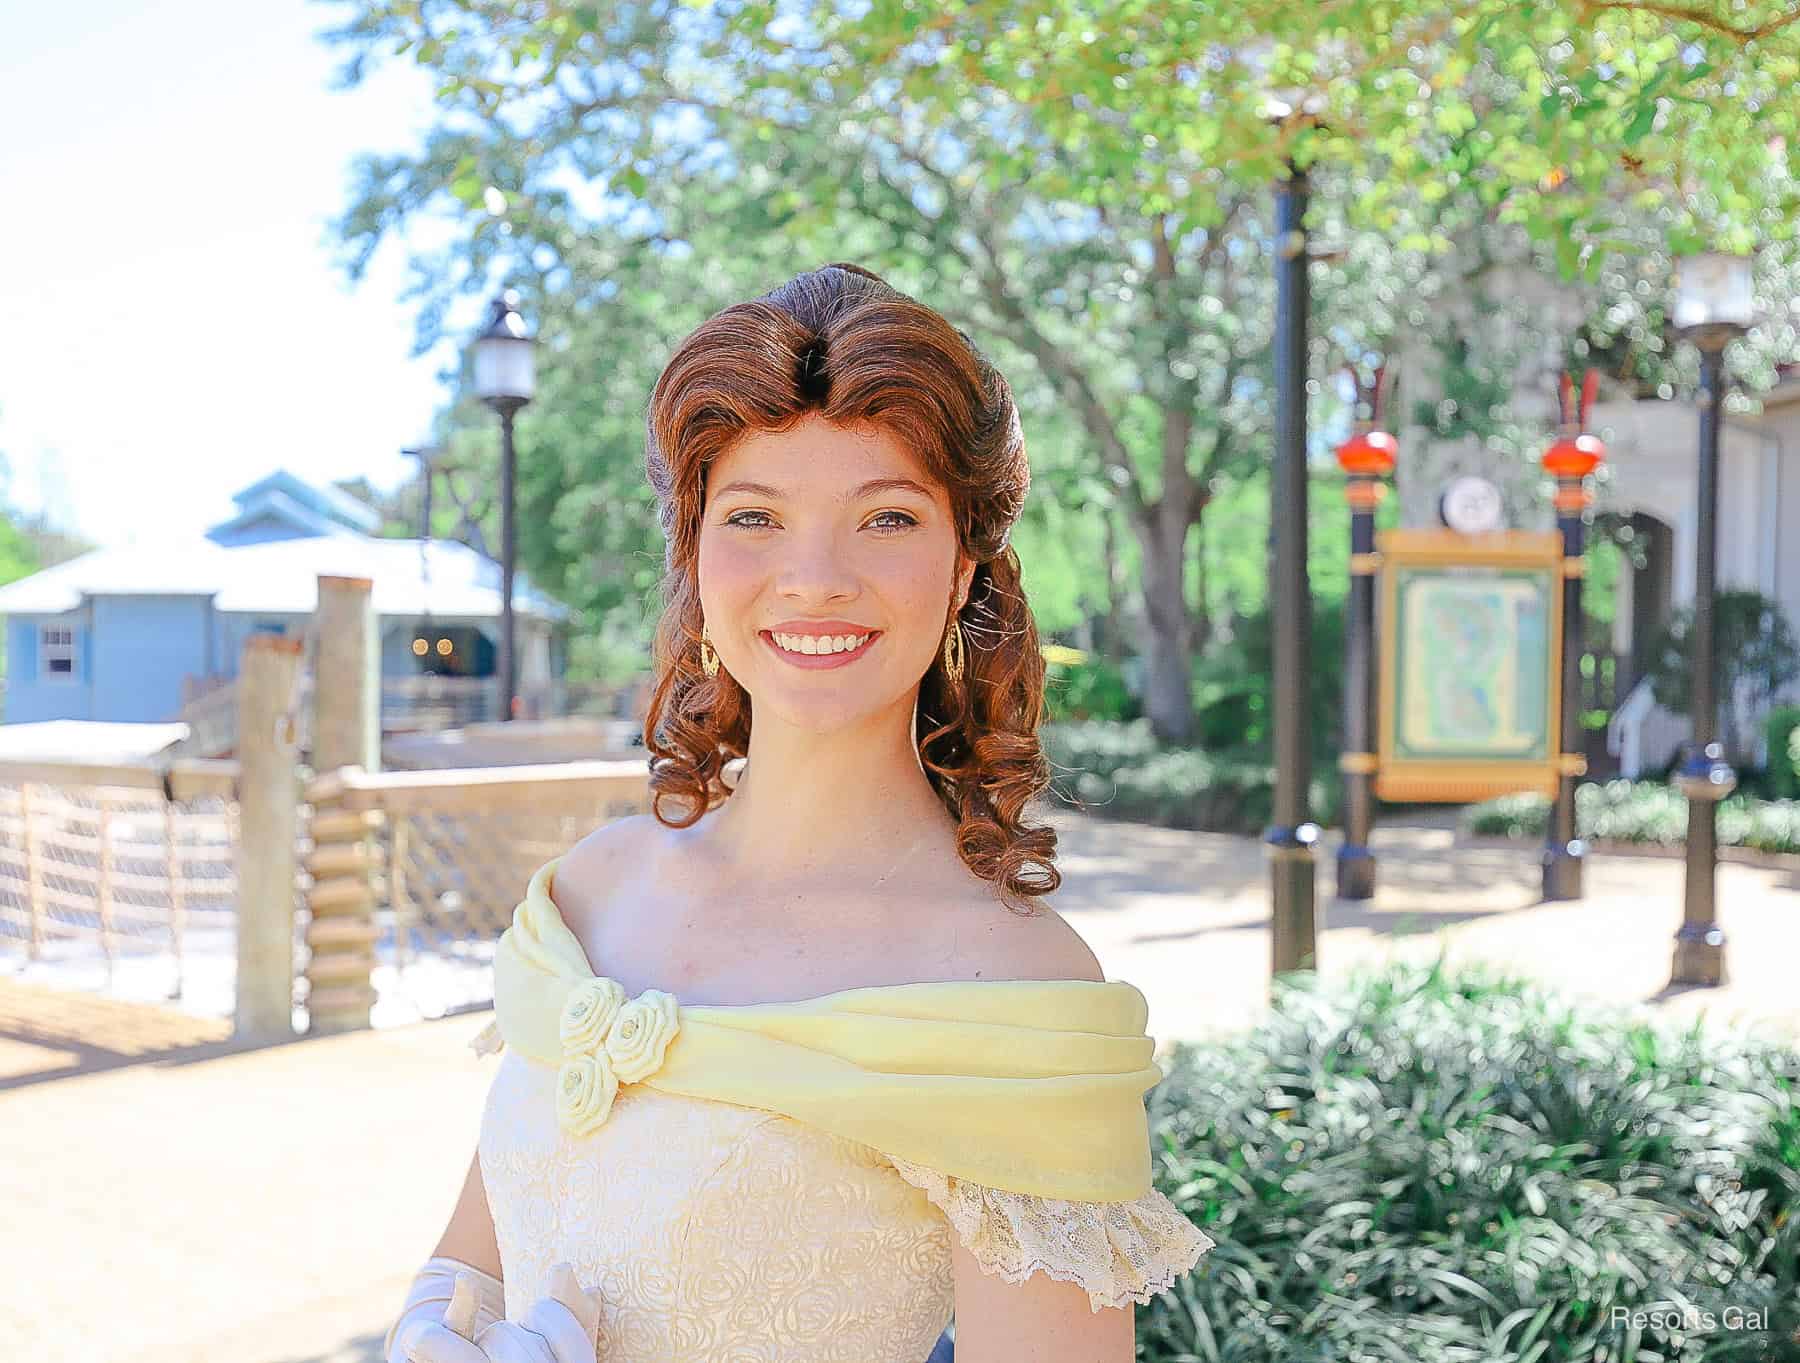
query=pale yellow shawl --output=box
[470,856,1167,1201]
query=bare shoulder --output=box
[945,891,1106,985]
[553,813,660,915]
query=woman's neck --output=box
[708,757,952,879]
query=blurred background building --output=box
[0,469,569,735]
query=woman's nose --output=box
[774,530,860,599]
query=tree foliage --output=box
[1646,588,1800,760]
[702,0,1800,254]
[316,1,1800,727]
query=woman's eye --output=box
[723,510,918,531]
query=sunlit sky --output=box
[0,0,474,547]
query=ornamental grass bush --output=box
[1463,781,1800,857]
[1041,718,1337,835]
[1140,957,1800,1362]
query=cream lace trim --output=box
[471,1017,504,1056]
[886,1155,1215,1312]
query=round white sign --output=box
[1440,476,1505,533]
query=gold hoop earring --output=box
[941,614,964,684]
[700,620,719,678]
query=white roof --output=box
[0,532,567,621]
[0,720,189,764]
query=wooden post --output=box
[22,783,44,961]
[306,574,382,1032]
[235,634,304,1039]
[392,818,410,974]
[98,788,116,990]
[165,796,186,1001]
[314,575,380,773]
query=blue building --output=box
[0,471,567,726]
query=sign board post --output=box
[1374,529,1568,805]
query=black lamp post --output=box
[1265,131,1323,975]
[470,290,536,723]
[1669,252,1753,986]
[1333,369,1397,901]
[1540,371,1605,901]
[402,444,442,541]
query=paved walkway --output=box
[5,810,1797,1363]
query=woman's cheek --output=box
[698,537,759,593]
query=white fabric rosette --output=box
[550,978,682,1136]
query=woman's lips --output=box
[760,630,881,669]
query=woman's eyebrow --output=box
[712,477,934,502]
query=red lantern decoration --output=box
[1336,427,1399,476]
[1335,362,1399,476]
[1541,369,1607,478]
[1541,431,1606,479]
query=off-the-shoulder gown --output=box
[470,857,1216,1362]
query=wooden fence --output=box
[299,760,652,1027]
[2,580,655,1034]
[174,672,642,756]
[0,750,654,1029]
[0,758,241,999]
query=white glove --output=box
[473,1262,605,1363]
[385,1255,507,1363]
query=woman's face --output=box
[697,412,972,735]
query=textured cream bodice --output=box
[478,1047,1213,1363]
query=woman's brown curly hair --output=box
[640,262,1059,915]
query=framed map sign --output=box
[1375,529,1564,802]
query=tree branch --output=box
[1577,0,1800,40]
[903,158,1144,520]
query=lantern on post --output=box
[1247,40,1330,979]
[1538,369,1605,901]
[1334,363,1398,901]
[469,289,537,722]
[1669,250,1753,987]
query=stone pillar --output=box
[234,634,304,1040]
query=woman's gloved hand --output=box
[472,1263,605,1363]
[385,1256,506,1363]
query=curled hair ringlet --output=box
[641,262,1056,915]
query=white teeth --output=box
[771,631,871,655]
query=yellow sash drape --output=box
[474,857,1166,1201]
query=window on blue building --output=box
[41,625,77,679]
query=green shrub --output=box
[1765,706,1800,802]
[1041,719,1339,834]
[1043,654,1141,723]
[1141,957,1800,1361]
[1462,780,1800,856]
[1198,596,1348,761]
[1645,590,1800,762]
[1040,717,1163,783]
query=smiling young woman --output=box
[386,264,1213,1363]
[641,264,1055,917]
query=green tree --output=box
[318,2,1799,738]
[1645,589,1800,763]
[321,5,1408,737]
[0,475,36,588]
[716,1,1798,249]
[0,445,40,690]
